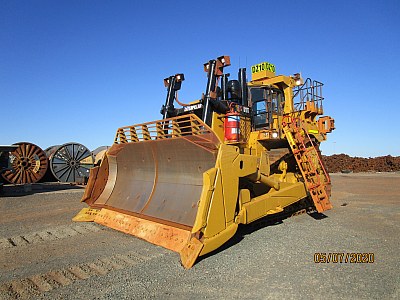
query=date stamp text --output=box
[314,252,374,263]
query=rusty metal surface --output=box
[1,142,48,184]
[88,134,219,228]
[94,208,192,252]
[283,119,332,213]
[179,237,204,269]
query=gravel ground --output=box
[0,173,399,299]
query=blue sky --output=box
[1,0,399,157]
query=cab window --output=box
[250,87,283,130]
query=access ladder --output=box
[283,118,333,213]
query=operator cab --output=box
[250,86,284,130]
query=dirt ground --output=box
[0,173,399,299]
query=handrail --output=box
[114,114,213,144]
[293,78,324,112]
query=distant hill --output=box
[322,154,400,173]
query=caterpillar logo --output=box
[183,103,203,112]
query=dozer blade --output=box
[79,115,220,266]
[72,208,100,222]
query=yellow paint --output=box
[251,61,276,80]
[78,59,335,268]
[72,208,100,222]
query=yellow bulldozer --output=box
[74,56,335,268]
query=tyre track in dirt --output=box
[0,250,165,299]
[0,223,101,250]
[0,187,168,300]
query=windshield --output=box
[250,87,283,129]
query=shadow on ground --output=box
[0,182,84,197]
[197,209,327,264]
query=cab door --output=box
[250,87,283,131]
